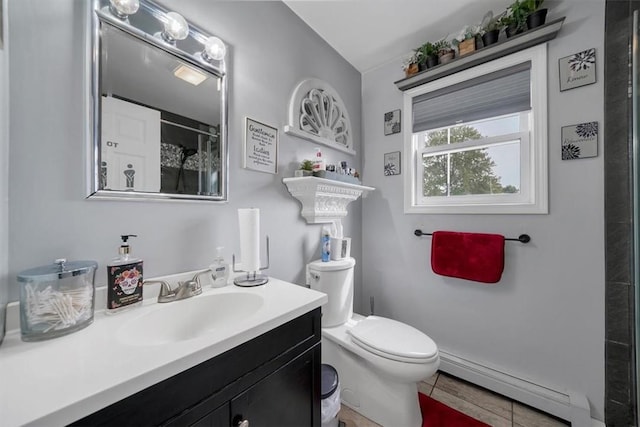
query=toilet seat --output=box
[348,316,438,364]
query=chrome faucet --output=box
[144,270,208,303]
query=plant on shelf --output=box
[434,38,455,64]
[402,52,421,77]
[480,11,506,47]
[521,0,547,29]
[502,0,528,38]
[452,25,482,56]
[298,159,314,176]
[416,41,439,69]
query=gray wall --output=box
[7,1,363,308]
[361,0,606,421]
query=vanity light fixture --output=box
[108,0,140,20]
[158,11,189,44]
[202,36,227,62]
[173,63,208,86]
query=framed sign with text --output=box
[561,121,598,160]
[559,48,596,91]
[243,117,278,174]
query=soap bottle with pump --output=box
[106,234,143,313]
[312,148,326,173]
[209,246,229,288]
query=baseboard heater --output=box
[438,350,593,426]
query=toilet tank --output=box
[308,257,355,327]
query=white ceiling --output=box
[283,0,514,73]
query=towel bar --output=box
[414,229,531,243]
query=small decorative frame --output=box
[243,117,278,174]
[561,121,598,160]
[384,151,401,175]
[384,109,401,135]
[559,48,596,91]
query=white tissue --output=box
[238,208,261,272]
[332,219,343,239]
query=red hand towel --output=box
[431,231,505,283]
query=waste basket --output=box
[321,364,340,427]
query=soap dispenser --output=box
[209,246,229,288]
[312,148,326,172]
[106,234,143,313]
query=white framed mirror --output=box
[88,0,228,201]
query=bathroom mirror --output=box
[88,0,228,201]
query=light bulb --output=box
[108,0,139,19]
[203,36,226,62]
[161,12,189,43]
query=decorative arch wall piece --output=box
[284,78,355,155]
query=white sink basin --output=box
[118,292,264,346]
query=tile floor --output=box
[337,371,570,427]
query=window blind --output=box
[412,62,531,133]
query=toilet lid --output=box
[348,316,438,363]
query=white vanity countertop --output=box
[0,274,327,427]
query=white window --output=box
[403,44,548,214]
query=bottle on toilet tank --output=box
[321,226,331,262]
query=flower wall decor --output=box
[384,110,401,135]
[559,48,597,91]
[384,151,401,176]
[561,121,598,160]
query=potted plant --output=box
[503,0,528,38]
[480,11,505,47]
[298,159,314,176]
[453,25,482,56]
[402,53,420,77]
[522,0,547,29]
[417,41,438,69]
[435,39,455,64]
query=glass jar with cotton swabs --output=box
[17,259,98,342]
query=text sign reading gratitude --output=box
[244,118,278,174]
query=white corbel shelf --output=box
[395,17,565,91]
[282,177,374,224]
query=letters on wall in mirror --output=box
[243,117,278,174]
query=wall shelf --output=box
[282,177,374,224]
[394,17,565,91]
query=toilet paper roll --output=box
[238,208,261,272]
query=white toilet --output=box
[307,257,439,427]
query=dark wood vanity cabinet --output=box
[72,308,321,427]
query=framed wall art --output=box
[561,121,598,160]
[384,151,401,175]
[559,48,596,91]
[243,117,278,174]
[384,109,401,135]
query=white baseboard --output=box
[438,349,596,426]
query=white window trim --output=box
[403,44,548,215]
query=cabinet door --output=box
[230,345,321,427]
